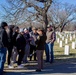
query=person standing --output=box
[6,25,15,68]
[0,22,9,74]
[35,28,46,72]
[12,26,19,63]
[30,27,38,61]
[16,29,26,68]
[23,28,31,63]
[45,25,56,63]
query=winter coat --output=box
[35,33,46,50]
[0,27,9,48]
[16,34,26,50]
[12,32,19,46]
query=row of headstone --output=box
[56,31,76,55]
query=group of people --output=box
[0,22,56,74]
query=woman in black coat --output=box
[16,29,26,68]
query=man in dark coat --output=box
[0,22,9,48]
[16,29,26,68]
[35,28,46,72]
[0,22,9,74]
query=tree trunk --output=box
[43,13,48,31]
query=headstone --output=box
[65,39,68,44]
[73,34,75,39]
[72,42,75,49]
[64,45,70,55]
[59,41,62,47]
[67,34,68,38]
[57,38,60,43]
[70,36,72,41]
[62,37,64,41]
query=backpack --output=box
[0,27,4,48]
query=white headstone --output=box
[73,34,75,39]
[62,37,64,40]
[72,42,75,49]
[59,41,63,47]
[67,34,68,38]
[65,39,68,44]
[70,36,72,41]
[57,38,60,43]
[64,45,70,55]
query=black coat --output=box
[12,32,19,46]
[16,34,26,50]
[35,33,46,50]
[1,28,9,48]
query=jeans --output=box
[45,43,54,62]
[23,44,30,62]
[0,47,7,73]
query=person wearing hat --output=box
[16,28,26,68]
[45,25,56,63]
[22,28,31,63]
[0,22,9,74]
[29,27,38,61]
[35,28,46,72]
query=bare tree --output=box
[48,2,76,31]
[1,0,52,30]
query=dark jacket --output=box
[7,28,13,47]
[1,28,9,48]
[16,34,26,50]
[35,33,46,50]
[12,32,19,46]
[23,33,30,44]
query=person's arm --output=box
[51,32,56,43]
[35,36,40,45]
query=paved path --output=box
[3,60,76,75]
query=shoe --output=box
[36,69,41,72]
[50,61,54,64]
[17,65,24,68]
[34,59,37,61]
[8,65,14,69]
[45,60,49,62]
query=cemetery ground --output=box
[3,32,76,75]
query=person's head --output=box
[32,27,37,34]
[19,28,24,35]
[47,25,53,32]
[1,22,8,29]
[13,26,19,33]
[24,28,29,34]
[9,25,15,31]
[37,28,44,35]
